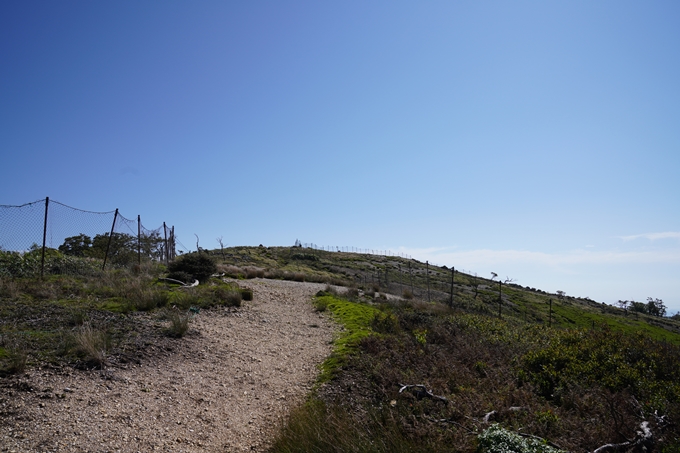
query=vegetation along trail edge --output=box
[0,279,335,452]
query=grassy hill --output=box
[209,245,680,343]
[203,245,680,452]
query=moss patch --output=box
[316,295,379,382]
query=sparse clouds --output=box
[620,232,680,241]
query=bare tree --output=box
[472,273,482,300]
[194,234,200,253]
[216,236,225,260]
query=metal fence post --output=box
[102,208,119,271]
[171,226,175,260]
[137,215,141,266]
[449,266,455,307]
[426,261,431,302]
[163,222,168,263]
[40,197,49,278]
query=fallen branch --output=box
[158,277,200,288]
[398,384,449,404]
[592,421,653,453]
[483,410,497,423]
[424,415,474,434]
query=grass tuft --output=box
[166,308,190,337]
[73,324,109,367]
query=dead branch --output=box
[398,384,449,404]
[591,421,653,453]
[424,415,474,434]
[158,277,199,287]
[483,410,497,423]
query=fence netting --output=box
[0,198,175,277]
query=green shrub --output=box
[240,288,253,301]
[291,253,319,262]
[210,286,242,307]
[171,291,202,309]
[314,298,328,312]
[167,253,216,283]
[477,424,564,453]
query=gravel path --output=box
[0,279,336,453]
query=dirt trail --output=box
[0,279,335,453]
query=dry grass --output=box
[0,339,28,375]
[244,267,265,279]
[166,308,190,337]
[73,324,110,367]
[218,264,246,278]
[123,280,169,311]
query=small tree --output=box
[91,232,137,265]
[647,297,667,317]
[59,234,92,257]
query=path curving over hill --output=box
[0,279,335,452]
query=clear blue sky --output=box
[1,1,679,310]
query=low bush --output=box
[127,288,169,311]
[171,290,202,309]
[244,267,265,279]
[240,288,253,301]
[345,287,360,300]
[167,253,216,283]
[218,264,245,279]
[478,424,564,453]
[314,298,328,312]
[212,287,242,307]
[290,253,319,262]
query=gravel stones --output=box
[0,279,335,452]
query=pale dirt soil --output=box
[0,279,336,453]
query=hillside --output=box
[209,245,680,343]
[207,246,680,452]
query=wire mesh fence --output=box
[0,197,176,277]
[296,241,412,259]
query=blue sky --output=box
[1,1,679,310]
